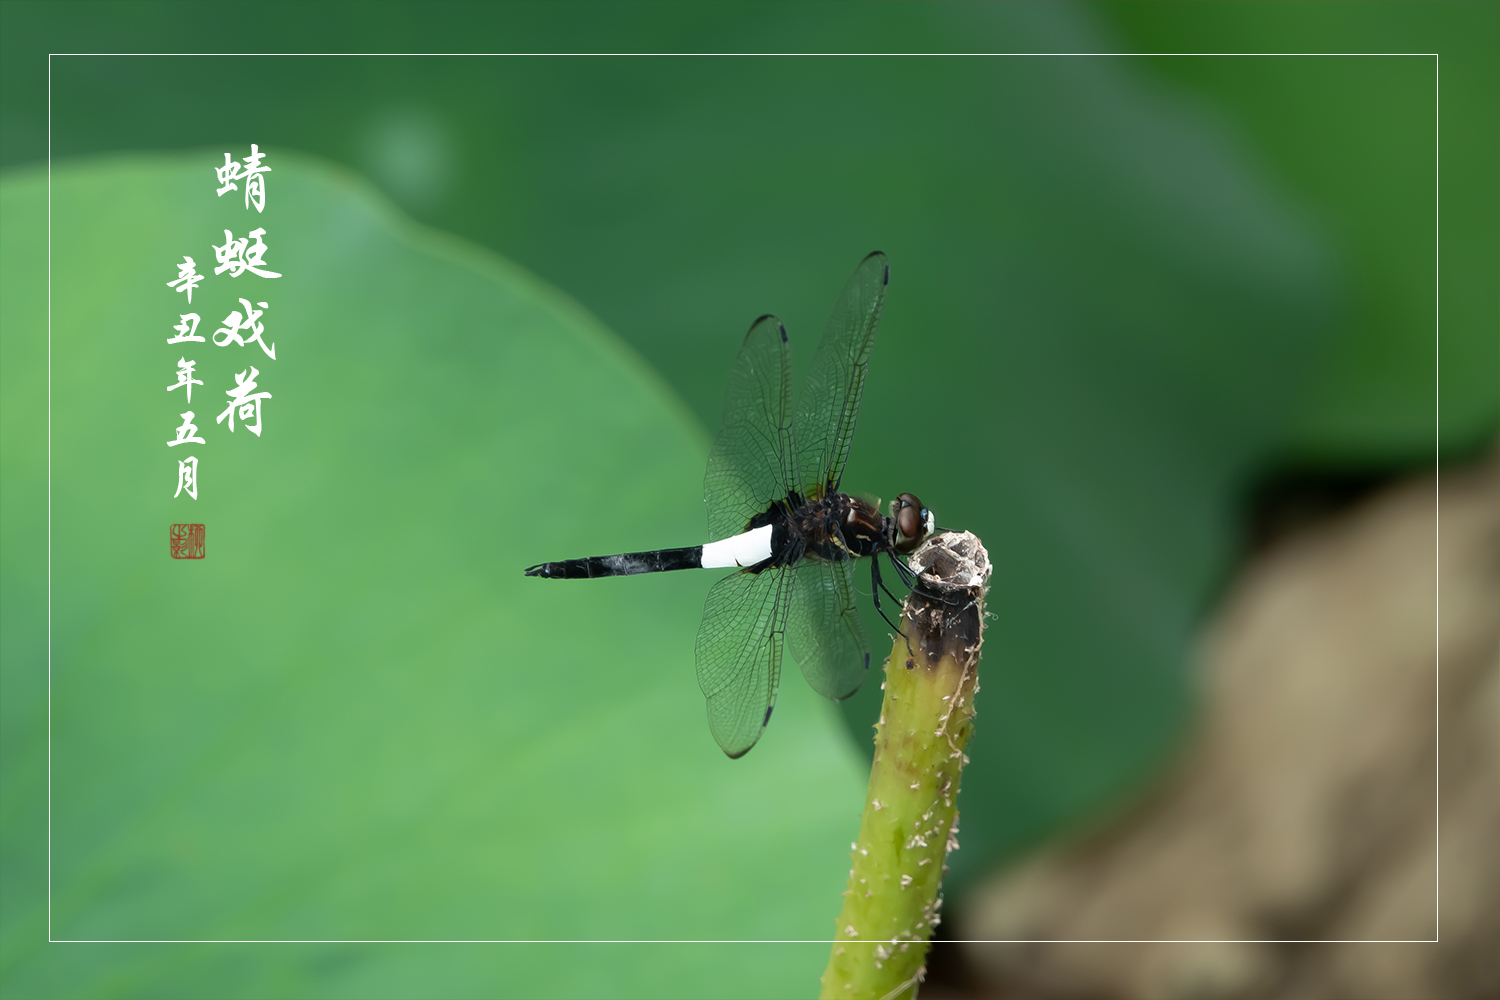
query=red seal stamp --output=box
[170,523,205,559]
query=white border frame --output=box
[44,50,1443,947]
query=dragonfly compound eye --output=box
[896,493,925,539]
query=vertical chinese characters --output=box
[162,143,288,510]
[167,411,203,501]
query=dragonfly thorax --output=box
[753,490,933,568]
[794,492,887,562]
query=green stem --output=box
[820,533,987,1000]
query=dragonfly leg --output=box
[875,552,911,606]
[887,551,918,588]
[870,557,907,637]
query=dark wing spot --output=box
[779,323,788,343]
[863,652,871,670]
[905,657,915,670]
[883,264,889,285]
[764,705,774,725]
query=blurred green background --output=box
[2,2,1495,997]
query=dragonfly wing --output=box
[704,314,795,542]
[787,557,873,702]
[695,565,794,758]
[794,252,889,499]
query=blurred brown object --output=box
[955,452,1500,1000]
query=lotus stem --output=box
[820,531,990,1000]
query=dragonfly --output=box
[525,252,935,757]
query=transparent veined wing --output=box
[787,556,872,702]
[794,251,888,500]
[704,314,795,543]
[695,565,794,758]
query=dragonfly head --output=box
[892,493,936,554]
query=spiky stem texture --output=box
[820,533,987,1000]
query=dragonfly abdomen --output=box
[525,524,777,579]
[524,547,704,579]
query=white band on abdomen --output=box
[700,524,774,569]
